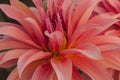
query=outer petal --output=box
[0,4,29,20]
[0,22,21,28]
[32,63,55,80]
[10,0,35,18]
[0,40,32,50]
[71,56,112,80]
[0,49,27,68]
[51,58,72,80]
[0,4,36,36]
[7,68,20,80]
[0,26,40,48]
[18,50,51,80]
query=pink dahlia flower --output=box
[0,0,120,80]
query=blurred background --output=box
[0,0,34,80]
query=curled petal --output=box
[0,49,27,68]
[18,50,51,80]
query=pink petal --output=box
[45,31,66,52]
[0,22,21,28]
[67,3,75,38]
[62,43,102,59]
[88,14,119,31]
[17,49,39,80]
[32,63,55,80]
[61,0,73,22]
[72,0,101,27]
[45,18,54,33]
[10,0,35,18]
[71,56,112,80]
[112,69,120,80]
[25,18,47,48]
[0,4,29,20]
[29,7,43,24]
[0,4,35,35]
[90,35,120,44]
[72,0,91,27]
[102,50,120,71]
[69,14,118,46]
[47,0,63,15]
[68,24,101,47]
[0,26,40,48]
[69,13,118,47]
[0,40,32,50]
[105,30,120,37]
[32,0,46,23]
[19,61,42,80]
[98,44,120,70]
[51,58,72,80]
[77,0,101,25]
[99,44,120,51]
[7,68,20,80]
[94,5,106,14]
[0,49,27,68]
[18,50,51,80]
[32,0,43,8]
[106,0,120,13]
